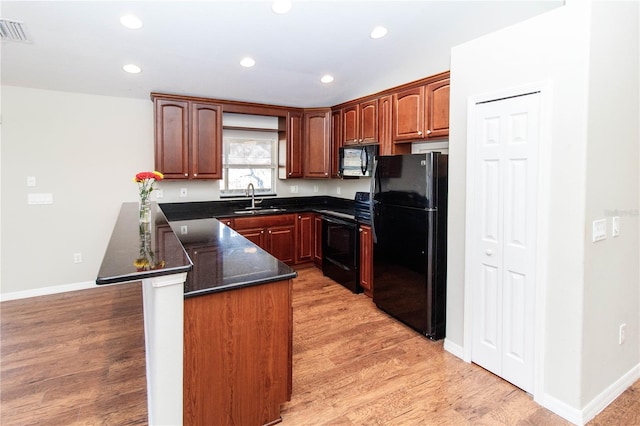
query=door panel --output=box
[471,92,539,394]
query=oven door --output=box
[321,215,361,293]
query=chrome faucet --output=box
[246,182,256,208]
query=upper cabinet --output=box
[303,109,331,179]
[330,109,342,178]
[343,99,378,145]
[282,110,303,179]
[392,74,450,143]
[425,77,450,139]
[153,95,222,179]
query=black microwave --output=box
[338,145,378,178]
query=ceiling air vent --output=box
[0,19,31,43]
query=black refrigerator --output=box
[371,153,448,340]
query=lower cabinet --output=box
[184,279,293,425]
[232,214,296,265]
[296,213,313,263]
[359,224,373,297]
[313,214,323,267]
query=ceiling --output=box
[1,1,563,108]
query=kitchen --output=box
[1,1,639,426]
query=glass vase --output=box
[139,198,151,223]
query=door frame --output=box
[462,81,553,401]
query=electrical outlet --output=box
[290,185,298,194]
[180,188,188,197]
[336,186,341,195]
[27,176,36,187]
[612,216,620,237]
[73,253,82,263]
[155,189,163,199]
[592,219,606,242]
[619,323,626,345]
[314,185,319,193]
[180,225,188,235]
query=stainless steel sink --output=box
[233,208,287,215]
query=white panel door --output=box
[471,93,539,394]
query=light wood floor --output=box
[1,267,638,425]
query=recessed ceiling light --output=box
[321,75,334,84]
[370,26,388,39]
[240,57,256,68]
[120,14,143,30]
[272,1,292,14]
[123,64,141,74]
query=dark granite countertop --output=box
[96,202,192,285]
[167,217,297,298]
[96,202,297,298]
[159,195,368,224]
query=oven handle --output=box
[321,215,356,228]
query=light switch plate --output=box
[592,219,606,242]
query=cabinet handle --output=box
[486,249,493,256]
[426,130,432,135]
[325,172,328,176]
[269,230,272,234]
[359,228,363,232]
[298,215,301,219]
[261,230,264,234]
[184,173,188,177]
[194,173,197,177]
[418,131,423,136]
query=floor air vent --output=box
[0,19,31,42]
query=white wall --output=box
[581,0,640,406]
[1,86,154,295]
[448,0,640,420]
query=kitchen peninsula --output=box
[96,202,296,425]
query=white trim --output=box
[537,392,583,426]
[1,280,97,301]
[463,80,553,397]
[443,338,465,360]
[579,363,640,425]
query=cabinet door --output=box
[154,98,189,179]
[267,225,295,264]
[295,214,313,263]
[313,214,323,266]
[191,102,222,179]
[359,99,378,144]
[342,105,359,145]
[236,227,266,249]
[286,111,303,178]
[359,225,373,297]
[393,86,425,141]
[303,109,330,179]
[425,78,450,139]
[378,95,393,156]
[330,109,342,178]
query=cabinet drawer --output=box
[233,213,295,230]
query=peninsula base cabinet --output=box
[183,279,293,426]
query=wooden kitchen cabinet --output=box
[303,108,331,179]
[153,96,222,179]
[392,73,450,143]
[425,77,450,139]
[330,109,342,178]
[379,95,410,156]
[296,213,313,263]
[343,99,378,145]
[232,214,296,265]
[279,110,303,179]
[359,224,373,297]
[184,244,221,289]
[314,214,323,266]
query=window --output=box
[219,129,278,196]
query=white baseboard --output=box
[443,338,465,360]
[538,363,640,426]
[580,363,640,424]
[1,280,98,301]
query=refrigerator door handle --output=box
[369,157,379,243]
